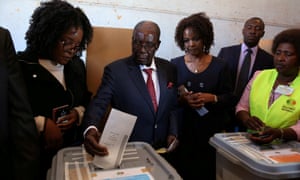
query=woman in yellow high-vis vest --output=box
[236,28,300,144]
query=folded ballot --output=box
[93,108,137,169]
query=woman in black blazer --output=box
[17,1,93,179]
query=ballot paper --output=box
[65,163,154,180]
[92,166,154,180]
[93,108,137,169]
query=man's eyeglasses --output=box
[133,40,156,51]
[60,39,82,53]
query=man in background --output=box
[0,26,40,179]
[217,17,274,132]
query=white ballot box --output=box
[209,132,300,180]
[47,142,182,180]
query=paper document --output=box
[92,166,154,180]
[261,148,300,163]
[93,108,137,169]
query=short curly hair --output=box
[24,0,93,59]
[175,12,214,54]
[272,28,300,58]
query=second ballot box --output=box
[209,132,300,180]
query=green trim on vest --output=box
[250,69,300,128]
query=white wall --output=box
[1,0,299,60]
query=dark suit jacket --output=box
[18,55,91,148]
[0,27,40,179]
[18,56,91,122]
[218,44,274,103]
[84,55,178,148]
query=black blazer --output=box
[218,44,274,86]
[84,55,179,148]
[218,44,274,104]
[0,27,40,179]
[18,55,91,147]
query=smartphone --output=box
[52,104,70,124]
[182,86,209,116]
[251,133,270,139]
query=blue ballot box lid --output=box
[47,142,182,180]
[209,132,300,179]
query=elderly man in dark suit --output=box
[83,21,179,157]
[217,17,274,132]
[0,26,40,179]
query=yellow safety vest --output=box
[250,69,300,128]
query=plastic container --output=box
[48,142,182,180]
[209,132,300,180]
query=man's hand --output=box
[84,128,109,156]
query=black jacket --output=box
[0,27,40,180]
[18,54,91,146]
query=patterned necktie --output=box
[235,48,253,98]
[143,68,157,112]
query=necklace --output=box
[191,62,201,73]
[190,59,204,73]
[185,54,211,73]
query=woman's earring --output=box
[203,46,206,52]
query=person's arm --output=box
[235,77,252,114]
[167,106,179,151]
[165,65,179,151]
[290,120,300,141]
[82,65,114,156]
[210,59,233,107]
[58,58,91,130]
[73,106,85,125]
[280,128,297,141]
[84,128,108,156]
[236,71,265,130]
[249,127,297,145]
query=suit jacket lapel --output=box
[127,57,156,114]
[155,59,167,113]
[251,48,265,76]
[232,45,242,80]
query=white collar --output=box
[39,59,64,71]
[140,58,157,71]
[241,43,258,54]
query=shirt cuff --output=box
[83,126,98,137]
[34,115,46,133]
[74,106,85,126]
